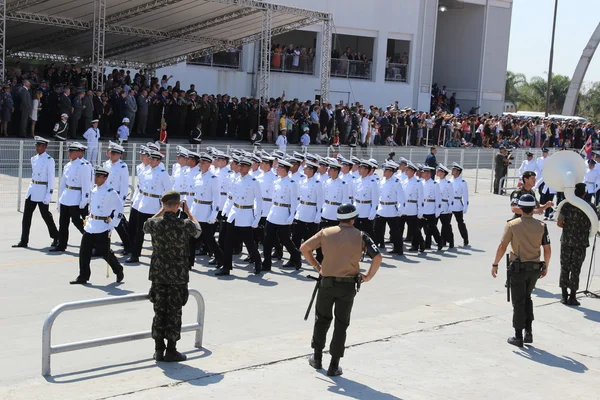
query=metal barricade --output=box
[498,175,520,195]
[41,289,205,376]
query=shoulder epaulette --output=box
[47,155,51,159]
[108,188,114,192]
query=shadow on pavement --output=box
[533,287,561,299]
[514,346,588,373]
[572,306,600,323]
[321,372,403,399]
[86,282,135,296]
[45,348,213,383]
[190,267,279,287]
[157,358,224,387]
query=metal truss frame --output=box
[0,0,4,81]
[320,15,332,105]
[91,0,106,90]
[6,0,48,12]
[209,0,329,20]
[258,8,271,105]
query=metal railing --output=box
[385,62,408,82]
[498,175,520,195]
[269,52,316,75]
[187,50,242,70]
[41,289,205,376]
[330,58,372,80]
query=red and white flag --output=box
[584,135,593,157]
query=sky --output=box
[507,0,600,84]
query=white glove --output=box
[252,218,260,229]
[208,213,218,225]
[314,216,321,224]
[368,215,375,221]
[43,194,51,205]
[418,213,424,219]
[286,216,295,225]
[435,213,441,218]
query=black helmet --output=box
[337,203,359,221]
[517,194,536,208]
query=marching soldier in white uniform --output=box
[403,162,425,252]
[263,159,302,271]
[127,150,172,263]
[339,158,356,202]
[450,163,470,246]
[51,142,91,252]
[103,141,131,253]
[315,158,329,182]
[583,159,600,204]
[519,151,540,179]
[13,136,59,248]
[374,161,405,254]
[70,166,125,285]
[219,158,263,276]
[292,160,323,250]
[353,159,379,238]
[127,145,151,254]
[171,146,189,189]
[289,156,305,183]
[251,155,277,260]
[436,164,455,248]
[317,159,349,262]
[190,153,223,269]
[420,165,443,251]
[82,119,100,164]
[184,151,201,204]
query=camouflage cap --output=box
[161,190,181,203]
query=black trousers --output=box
[199,221,222,264]
[57,204,85,249]
[511,267,540,330]
[223,222,261,271]
[311,280,356,358]
[423,214,442,248]
[317,218,339,262]
[131,211,153,258]
[128,208,140,247]
[540,193,555,218]
[398,215,407,242]
[20,197,59,244]
[78,231,123,281]
[406,215,423,250]
[262,221,301,268]
[439,213,454,247]
[354,217,374,238]
[373,216,401,250]
[218,212,243,254]
[452,211,469,244]
[292,219,319,249]
[115,217,131,251]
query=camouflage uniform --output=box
[558,202,591,291]
[144,212,201,343]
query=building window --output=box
[385,39,410,83]
[187,48,242,70]
[269,31,318,75]
[330,34,374,80]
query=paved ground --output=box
[0,191,599,399]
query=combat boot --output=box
[561,288,568,304]
[308,349,322,369]
[153,339,165,362]
[524,330,533,344]
[507,329,523,348]
[164,340,187,362]
[567,292,581,306]
[12,241,27,248]
[327,357,343,376]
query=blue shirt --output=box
[300,133,310,146]
[117,125,129,140]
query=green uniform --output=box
[144,212,201,342]
[558,202,592,291]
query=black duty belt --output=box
[380,201,396,205]
[89,214,109,222]
[140,190,161,198]
[424,199,436,202]
[179,191,191,196]
[194,199,212,205]
[66,185,82,190]
[322,276,356,283]
[220,192,227,195]
[234,203,253,209]
[442,199,449,202]
[406,200,417,203]
[274,202,291,207]
[325,200,341,206]
[32,180,48,185]
[454,197,462,200]
[301,201,317,206]
[262,197,273,202]
[356,200,372,204]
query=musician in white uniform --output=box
[450,162,469,246]
[103,141,131,253]
[70,166,124,285]
[292,160,323,250]
[436,164,455,248]
[403,162,424,252]
[353,159,379,238]
[420,166,443,251]
[126,150,171,263]
[13,136,59,248]
[51,142,91,251]
[374,161,405,254]
[127,145,151,255]
[82,119,100,164]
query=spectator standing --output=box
[30,90,42,137]
[19,80,32,138]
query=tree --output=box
[505,71,526,105]
[577,82,600,123]
[512,73,571,114]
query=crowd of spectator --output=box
[0,62,597,152]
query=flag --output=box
[584,135,592,158]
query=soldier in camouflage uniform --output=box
[557,183,595,306]
[143,190,201,362]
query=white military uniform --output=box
[172,163,190,196]
[321,177,350,221]
[519,158,540,178]
[191,170,220,223]
[450,176,469,213]
[257,168,277,218]
[131,162,149,212]
[267,176,299,225]
[103,159,129,203]
[58,157,92,209]
[583,166,600,195]
[226,174,262,227]
[295,175,324,224]
[82,127,100,164]
[85,185,123,234]
[184,164,201,204]
[137,165,172,215]
[26,151,55,204]
[217,165,234,212]
[421,178,441,217]
[403,176,423,217]
[377,176,405,217]
[341,172,357,202]
[353,175,380,220]
[437,177,454,215]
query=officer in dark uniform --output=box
[492,194,551,347]
[494,146,512,194]
[143,190,201,362]
[300,204,382,376]
[510,170,553,219]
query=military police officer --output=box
[492,194,551,347]
[300,204,382,376]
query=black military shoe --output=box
[12,242,28,248]
[49,247,66,252]
[567,295,581,306]
[327,365,343,376]
[116,271,124,283]
[262,265,272,272]
[121,248,131,256]
[407,247,418,252]
[464,240,470,247]
[561,288,568,304]
[254,265,262,275]
[524,331,533,344]
[125,257,139,264]
[163,349,187,362]
[273,249,283,260]
[282,261,301,270]
[308,355,322,369]
[507,336,523,348]
[69,279,88,285]
[243,255,253,263]
[153,350,164,362]
[215,269,230,276]
[437,242,444,251]
[51,238,59,247]
[448,242,455,249]
[208,257,217,265]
